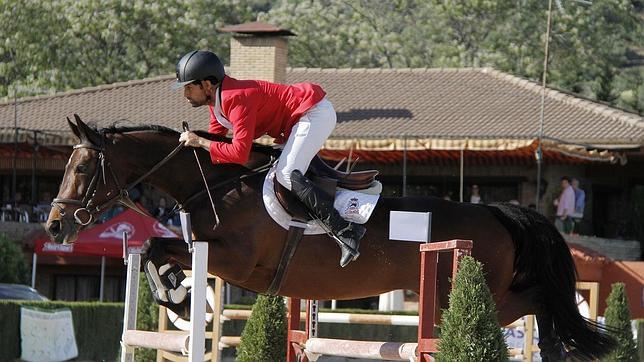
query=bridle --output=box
[52,139,185,226]
[52,129,277,230]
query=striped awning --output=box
[0,129,630,165]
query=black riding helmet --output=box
[172,50,225,90]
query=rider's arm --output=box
[208,103,256,164]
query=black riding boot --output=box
[290,170,365,267]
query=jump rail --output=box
[120,241,209,362]
[286,239,473,362]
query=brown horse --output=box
[47,116,614,361]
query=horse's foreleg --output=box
[142,237,193,319]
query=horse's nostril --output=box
[48,220,61,237]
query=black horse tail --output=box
[484,203,616,360]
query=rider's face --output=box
[183,83,210,107]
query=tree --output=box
[0,0,266,98]
[1,0,642,114]
[601,283,638,361]
[262,1,447,68]
[435,256,508,362]
[0,233,29,284]
[236,294,287,362]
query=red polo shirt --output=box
[207,76,326,164]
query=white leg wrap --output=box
[145,260,188,304]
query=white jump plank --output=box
[305,338,417,361]
[123,330,189,353]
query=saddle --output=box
[274,155,378,222]
[267,156,378,295]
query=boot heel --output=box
[340,245,360,267]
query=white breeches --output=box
[275,97,337,190]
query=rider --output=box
[174,50,364,267]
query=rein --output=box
[52,141,185,226]
[174,156,277,213]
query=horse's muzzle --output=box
[46,215,78,244]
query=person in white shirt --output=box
[553,176,575,234]
[470,184,482,204]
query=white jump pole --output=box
[31,253,37,288]
[121,252,140,362]
[188,241,208,360]
[305,338,417,361]
[99,255,106,302]
[120,211,208,362]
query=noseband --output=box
[52,140,185,226]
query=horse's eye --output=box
[76,164,88,174]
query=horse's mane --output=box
[102,123,178,135]
[97,122,278,156]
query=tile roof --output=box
[0,68,642,148]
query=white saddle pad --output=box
[262,165,381,234]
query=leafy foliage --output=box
[601,283,638,361]
[0,233,29,284]
[236,294,287,362]
[435,256,507,362]
[0,0,265,97]
[1,0,642,113]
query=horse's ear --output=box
[74,114,102,147]
[67,116,81,140]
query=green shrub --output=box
[435,256,508,362]
[134,273,159,362]
[236,295,286,362]
[0,233,29,284]
[601,283,638,361]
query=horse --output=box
[46,115,615,361]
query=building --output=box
[0,22,642,305]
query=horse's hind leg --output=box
[142,237,193,319]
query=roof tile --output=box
[0,68,641,147]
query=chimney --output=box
[219,22,295,83]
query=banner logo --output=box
[99,222,135,239]
[153,222,177,237]
[42,242,74,253]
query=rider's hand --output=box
[179,131,201,148]
[179,131,212,152]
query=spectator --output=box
[14,192,31,222]
[470,184,482,204]
[571,178,585,217]
[153,197,170,220]
[35,191,53,222]
[138,194,152,214]
[553,176,575,234]
[570,178,585,233]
